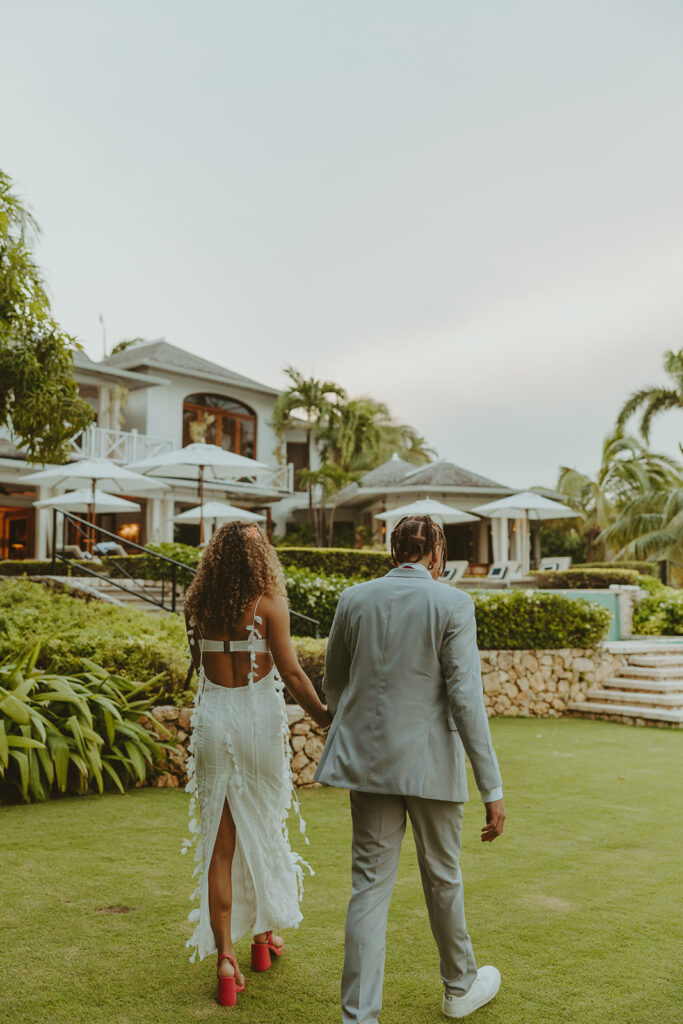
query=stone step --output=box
[605,676,683,694]
[628,654,683,668]
[619,665,683,680]
[586,689,683,707]
[568,701,683,725]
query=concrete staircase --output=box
[569,644,683,727]
[43,575,183,615]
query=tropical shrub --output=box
[571,561,660,577]
[286,567,363,636]
[0,644,168,803]
[632,587,683,635]
[291,637,327,700]
[0,579,188,695]
[472,591,611,649]
[106,541,200,583]
[277,547,391,580]
[0,559,100,576]
[534,568,641,589]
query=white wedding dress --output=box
[182,596,311,962]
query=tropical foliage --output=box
[616,348,683,441]
[0,168,93,462]
[556,431,680,561]
[272,368,435,546]
[0,643,168,803]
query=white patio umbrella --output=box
[471,491,579,576]
[33,488,141,514]
[128,443,269,542]
[375,498,479,553]
[174,501,265,539]
[22,458,167,550]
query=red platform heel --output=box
[251,931,284,972]
[217,953,245,1006]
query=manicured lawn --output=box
[1,719,681,1024]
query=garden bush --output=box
[571,561,660,577]
[277,547,391,580]
[0,559,100,576]
[633,587,683,635]
[286,567,363,636]
[0,643,168,803]
[534,568,641,589]
[106,541,199,583]
[472,590,611,649]
[0,579,188,698]
[291,637,327,700]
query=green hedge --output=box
[472,590,611,649]
[286,567,363,636]
[633,587,683,635]
[534,568,641,589]
[277,547,391,580]
[107,542,200,583]
[0,559,100,577]
[571,561,660,577]
[0,579,189,699]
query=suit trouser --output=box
[341,790,478,1024]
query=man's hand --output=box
[481,799,505,843]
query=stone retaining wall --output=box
[142,648,626,788]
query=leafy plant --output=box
[534,568,641,589]
[285,567,363,636]
[0,579,188,696]
[0,644,169,803]
[472,591,611,649]
[633,587,683,635]
[277,546,391,579]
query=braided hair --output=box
[390,515,447,572]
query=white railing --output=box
[271,463,294,492]
[70,426,174,464]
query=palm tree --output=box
[271,367,346,524]
[557,432,679,560]
[616,349,683,440]
[600,482,683,567]
[349,400,436,471]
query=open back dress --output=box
[182,595,311,962]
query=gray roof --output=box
[102,339,281,397]
[73,350,167,389]
[0,438,26,460]
[400,459,509,490]
[359,454,417,487]
[358,455,509,491]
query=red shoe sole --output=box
[251,942,272,972]
[217,976,236,1006]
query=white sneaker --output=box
[442,966,501,1018]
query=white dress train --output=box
[181,598,311,962]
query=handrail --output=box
[48,507,321,634]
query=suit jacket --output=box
[314,564,503,803]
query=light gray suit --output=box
[315,564,503,1024]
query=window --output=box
[182,393,257,458]
[286,441,309,488]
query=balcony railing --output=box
[70,426,175,464]
[69,426,295,493]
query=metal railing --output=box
[48,507,320,635]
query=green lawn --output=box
[1,719,681,1024]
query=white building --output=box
[0,340,310,558]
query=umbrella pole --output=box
[89,478,96,554]
[199,465,205,545]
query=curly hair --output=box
[184,522,287,630]
[390,515,447,572]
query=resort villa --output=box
[0,339,534,565]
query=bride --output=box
[182,522,332,1006]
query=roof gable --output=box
[102,340,280,396]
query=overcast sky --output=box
[4,0,682,487]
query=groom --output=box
[315,515,505,1022]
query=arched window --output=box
[182,393,257,458]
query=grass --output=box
[1,718,681,1024]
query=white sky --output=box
[4,0,682,488]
